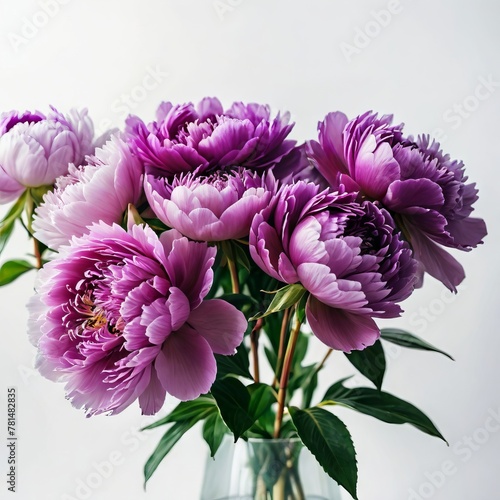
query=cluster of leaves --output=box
[0,188,52,285]
[143,243,453,500]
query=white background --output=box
[0,1,499,499]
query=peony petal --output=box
[407,224,465,292]
[155,325,216,400]
[187,299,247,355]
[138,367,166,415]
[353,140,400,199]
[306,296,379,352]
[446,216,487,249]
[384,178,444,212]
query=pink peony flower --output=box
[0,107,95,204]
[307,111,487,291]
[28,223,247,415]
[145,168,276,242]
[126,97,295,177]
[32,136,143,250]
[250,181,417,352]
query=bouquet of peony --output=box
[0,99,487,499]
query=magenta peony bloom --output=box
[32,136,143,250]
[28,223,247,415]
[126,97,295,177]
[307,111,487,291]
[145,168,276,242]
[0,107,95,204]
[250,182,417,352]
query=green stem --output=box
[251,318,262,383]
[24,191,35,235]
[274,309,302,438]
[33,238,43,269]
[221,241,240,294]
[227,257,239,294]
[272,308,290,388]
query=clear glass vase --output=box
[200,436,341,500]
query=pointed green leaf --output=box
[1,190,27,226]
[0,192,28,256]
[248,383,277,423]
[323,383,446,442]
[202,412,229,458]
[231,241,251,272]
[215,341,252,380]
[211,377,254,440]
[301,367,319,409]
[295,291,308,324]
[250,284,306,320]
[0,219,15,255]
[144,419,197,486]
[0,259,35,286]
[381,328,454,360]
[141,396,216,430]
[345,340,386,390]
[290,406,358,499]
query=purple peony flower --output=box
[0,106,95,204]
[126,97,295,177]
[32,136,144,250]
[250,181,417,352]
[28,222,247,415]
[145,168,276,242]
[307,111,487,291]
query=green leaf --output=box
[143,397,217,485]
[295,291,308,324]
[323,383,447,443]
[301,367,319,410]
[248,383,277,423]
[251,284,306,320]
[141,396,216,430]
[231,241,251,272]
[381,328,454,360]
[0,259,35,286]
[215,342,252,380]
[211,377,254,440]
[0,192,28,256]
[290,406,358,499]
[0,219,15,256]
[144,419,197,486]
[202,412,229,458]
[1,190,27,226]
[345,340,386,390]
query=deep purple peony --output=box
[0,107,95,204]
[250,181,417,352]
[28,223,247,415]
[33,136,144,250]
[145,168,276,242]
[307,111,487,291]
[126,97,295,177]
